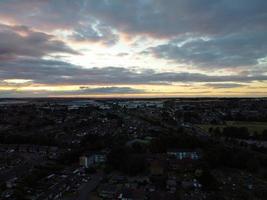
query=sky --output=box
[0,0,267,98]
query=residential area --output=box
[0,98,267,200]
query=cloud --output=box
[0,1,120,45]
[1,0,266,40]
[117,53,129,57]
[147,31,267,68]
[81,0,267,38]
[78,86,144,94]
[0,0,266,97]
[70,21,119,46]
[0,0,266,69]
[0,0,82,30]
[0,23,78,60]
[204,83,247,89]
[0,58,267,86]
[0,86,145,98]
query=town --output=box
[1,98,267,200]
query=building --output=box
[98,184,118,199]
[166,179,177,193]
[118,188,146,200]
[167,149,201,160]
[80,152,106,168]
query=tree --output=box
[213,127,221,136]
[246,156,260,173]
[107,146,147,175]
[198,169,219,191]
[131,142,147,154]
[209,127,214,133]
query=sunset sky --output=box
[0,0,267,97]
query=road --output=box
[75,172,103,200]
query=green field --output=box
[198,121,267,134]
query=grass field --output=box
[198,121,267,134]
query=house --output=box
[166,179,177,193]
[80,152,106,168]
[110,175,127,184]
[118,189,146,200]
[0,145,5,152]
[182,179,202,189]
[19,145,28,153]
[147,154,167,176]
[167,149,201,161]
[6,177,18,188]
[149,160,165,176]
[80,155,94,168]
[145,185,156,192]
[1,190,14,199]
[148,191,176,200]
[38,146,48,154]
[28,145,38,153]
[98,184,118,199]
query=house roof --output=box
[167,148,199,153]
[98,184,117,193]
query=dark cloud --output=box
[1,1,266,44]
[83,0,267,37]
[0,0,82,29]
[0,24,78,60]
[70,22,119,46]
[0,59,266,86]
[77,87,144,94]
[0,86,144,98]
[204,83,247,89]
[147,31,267,68]
[0,0,266,69]
[0,1,120,45]
[0,0,266,96]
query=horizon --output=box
[0,0,267,97]
[1,97,267,101]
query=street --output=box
[65,172,103,200]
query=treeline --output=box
[204,145,263,173]
[224,113,267,122]
[0,134,56,146]
[211,126,267,141]
[149,132,202,153]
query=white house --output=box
[167,149,200,160]
[80,152,106,168]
